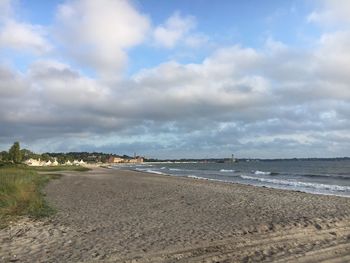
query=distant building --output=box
[64,160,72,166]
[136,156,144,163]
[25,158,62,167]
[108,156,144,164]
[108,156,125,163]
[126,156,144,163]
[24,158,43,166]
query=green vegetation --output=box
[0,165,60,228]
[0,140,139,165]
[0,162,91,228]
[8,142,22,163]
[33,166,90,172]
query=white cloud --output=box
[0,20,51,54]
[153,12,206,48]
[3,0,350,157]
[314,31,350,84]
[2,32,350,157]
[308,0,350,25]
[0,64,24,97]
[0,1,51,54]
[55,0,150,79]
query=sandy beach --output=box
[1,168,350,262]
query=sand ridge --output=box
[1,168,350,262]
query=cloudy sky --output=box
[1,0,350,158]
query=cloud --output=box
[153,12,206,48]
[55,0,150,79]
[2,32,350,158]
[0,64,25,99]
[308,0,350,25]
[0,1,51,54]
[0,20,52,54]
[2,1,350,158]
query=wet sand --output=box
[1,168,350,262]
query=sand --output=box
[1,168,350,262]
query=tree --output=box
[8,142,22,163]
[20,148,35,160]
[0,151,9,162]
[41,153,50,162]
[57,155,67,164]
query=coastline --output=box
[1,168,350,262]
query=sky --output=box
[1,0,350,159]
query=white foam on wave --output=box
[220,169,235,172]
[241,175,350,192]
[135,167,350,197]
[134,168,166,175]
[144,169,166,175]
[254,170,271,175]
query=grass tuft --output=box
[0,167,57,228]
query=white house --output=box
[65,160,72,166]
[24,158,42,166]
[44,160,52,166]
[52,159,59,166]
[79,159,86,165]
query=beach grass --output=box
[33,166,91,172]
[0,165,63,228]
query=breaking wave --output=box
[240,175,350,192]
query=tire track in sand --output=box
[115,217,350,263]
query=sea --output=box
[112,160,350,197]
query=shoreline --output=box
[125,166,350,198]
[1,168,350,262]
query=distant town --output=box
[0,143,239,167]
[0,142,145,167]
[2,142,350,167]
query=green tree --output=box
[41,153,50,162]
[20,148,35,160]
[57,155,67,164]
[0,151,9,162]
[8,142,22,163]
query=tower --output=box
[232,154,236,163]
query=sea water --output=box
[112,160,350,197]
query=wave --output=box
[294,173,350,180]
[240,175,350,192]
[254,170,271,175]
[144,169,166,175]
[134,168,166,175]
[220,169,235,172]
